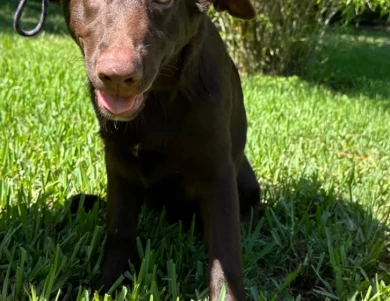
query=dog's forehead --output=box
[103,0,146,8]
[117,0,145,8]
[79,0,146,9]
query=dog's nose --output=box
[96,47,142,90]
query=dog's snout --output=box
[96,47,142,90]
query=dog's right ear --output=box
[207,0,256,20]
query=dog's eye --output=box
[154,0,171,4]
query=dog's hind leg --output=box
[68,193,103,214]
[237,155,260,223]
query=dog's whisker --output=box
[165,64,179,71]
[159,72,174,79]
[161,65,178,73]
[160,68,175,75]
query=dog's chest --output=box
[129,143,177,186]
[130,144,188,210]
[134,146,163,177]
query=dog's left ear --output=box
[212,0,255,20]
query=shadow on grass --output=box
[301,28,390,108]
[0,191,208,300]
[244,175,389,300]
[0,0,67,35]
[0,175,388,300]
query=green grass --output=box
[1,2,390,300]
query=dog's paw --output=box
[55,194,104,232]
[68,193,103,214]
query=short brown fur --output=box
[61,0,259,299]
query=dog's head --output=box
[62,0,255,121]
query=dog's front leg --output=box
[197,161,245,301]
[94,157,143,292]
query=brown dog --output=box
[61,0,259,299]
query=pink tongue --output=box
[96,90,138,114]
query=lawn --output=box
[1,2,390,301]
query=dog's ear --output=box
[212,0,255,20]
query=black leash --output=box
[13,0,49,37]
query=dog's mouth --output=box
[96,90,145,121]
